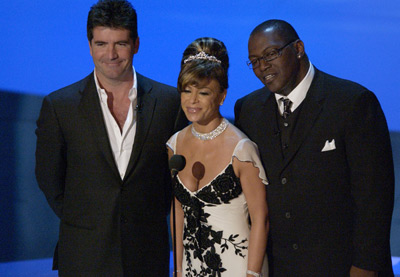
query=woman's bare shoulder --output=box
[225,122,248,141]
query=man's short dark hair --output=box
[87,0,138,42]
[251,19,299,43]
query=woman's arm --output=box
[234,157,269,276]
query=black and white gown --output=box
[167,131,268,277]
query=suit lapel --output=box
[124,73,156,179]
[264,94,285,168]
[78,73,120,178]
[282,69,326,168]
[255,91,285,170]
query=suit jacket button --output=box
[292,243,298,250]
[283,144,288,149]
[285,212,291,219]
[281,178,287,184]
[121,216,128,224]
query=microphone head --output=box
[169,155,186,172]
[192,161,205,181]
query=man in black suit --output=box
[235,19,394,276]
[35,0,186,275]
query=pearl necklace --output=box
[191,118,229,141]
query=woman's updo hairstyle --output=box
[178,37,229,93]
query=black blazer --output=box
[35,72,186,276]
[235,68,394,276]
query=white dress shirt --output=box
[275,62,315,115]
[94,68,138,180]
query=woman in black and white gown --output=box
[167,37,269,277]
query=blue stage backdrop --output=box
[0,0,399,266]
[0,0,399,131]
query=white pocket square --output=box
[321,139,336,152]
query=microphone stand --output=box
[171,169,178,277]
[169,154,186,276]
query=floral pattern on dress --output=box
[174,164,248,277]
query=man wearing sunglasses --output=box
[235,19,394,276]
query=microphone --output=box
[135,102,143,113]
[169,154,186,177]
[169,154,186,277]
[192,161,205,191]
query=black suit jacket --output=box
[235,68,394,276]
[35,72,187,276]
